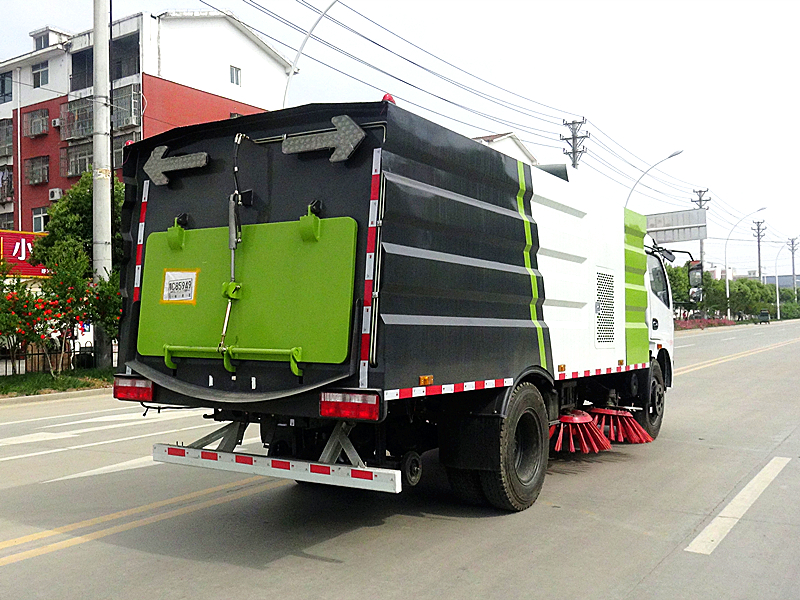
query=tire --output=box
[446,468,487,506]
[634,360,665,439]
[479,383,549,512]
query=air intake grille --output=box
[596,272,615,344]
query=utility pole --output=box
[93,0,113,367]
[561,119,589,169]
[692,189,709,300]
[789,237,798,302]
[752,220,766,282]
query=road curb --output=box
[0,386,113,407]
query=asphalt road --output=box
[1,320,799,599]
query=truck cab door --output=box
[646,252,674,348]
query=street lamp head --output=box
[668,150,683,159]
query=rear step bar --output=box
[153,444,402,493]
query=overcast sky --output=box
[4,0,799,277]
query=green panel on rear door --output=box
[137,217,358,365]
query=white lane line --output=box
[42,409,204,428]
[753,332,765,336]
[0,423,218,463]
[675,344,695,349]
[42,435,264,483]
[0,407,139,428]
[722,337,736,341]
[41,411,205,436]
[44,456,159,483]
[685,457,791,555]
[0,431,78,446]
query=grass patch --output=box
[0,368,114,398]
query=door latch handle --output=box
[652,318,659,330]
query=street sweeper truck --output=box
[113,101,674,511]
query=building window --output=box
[0,72,11,104]
[60,97,93,140]
[32,206,49,233]
[24,156,49,185]
[0,167,13,202]
[60,144,92,178]
[0,212,13,230]
[113,132,140,168]
[0,119,12,157]
[22,109,49,138]
[230,66,241,86]
[111,33,140,81]
[70,48,93,91]
[111,83,141,129]
[32,61,49,88]
[35,34,49,51]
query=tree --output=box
[666,263,689,305]
[0,261,30,375]
[28,171,124,276]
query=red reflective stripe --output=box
[235,455,253,465]
[201,451,217,461]
[399,388,413,399]
[474,380,485,390]
[366,228,377,253]
[133,288,140,302]
[167,447,185,457]
[360,334,371,360]
[495,378,504,387]
[135,245,143,264]
[558,373,566,380]
[351,469,374,480]
[426,385,442,396]
[370,175,380,199]
[572,372,579,378]
[310,464,330,475]
[272,459,291,470]
[454,383,465,392]
[363,280,373,305]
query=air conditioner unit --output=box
[118,115,140,129]
[48,188,63,201]
[51,118,61,128]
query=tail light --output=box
[113,377,153,402]
[320,392,379,421]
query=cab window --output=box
[647,253,669,307]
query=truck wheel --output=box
[479,383,548,511]
[446,468,487,505]
[634,360,665,439]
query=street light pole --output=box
[624,150,683,209]
[775,245,784,320]
[282,0,338,109]
[725,207,766,320]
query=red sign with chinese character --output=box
[0,230,48,278]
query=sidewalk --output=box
[0,386,113,407]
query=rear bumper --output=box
[153,444,401,493]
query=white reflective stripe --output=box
[504,378,514,386]
[142,179,150,202]
[384,389,400,400]
[134,264,142,288]
[359,360,369,388]
[372,148,382,175]
[362,306,372,334]
[484,379,496,388]
[137,222,145,245]
[368,200,378,227]
[442,384,455,394]
[412,387,426,397]
[365,252,375,281]
[464,381,475,391]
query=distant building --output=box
[0,11,292,232]
[473,132,538,165]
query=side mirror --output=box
[659,248,676,263]
[688,260,703,288]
